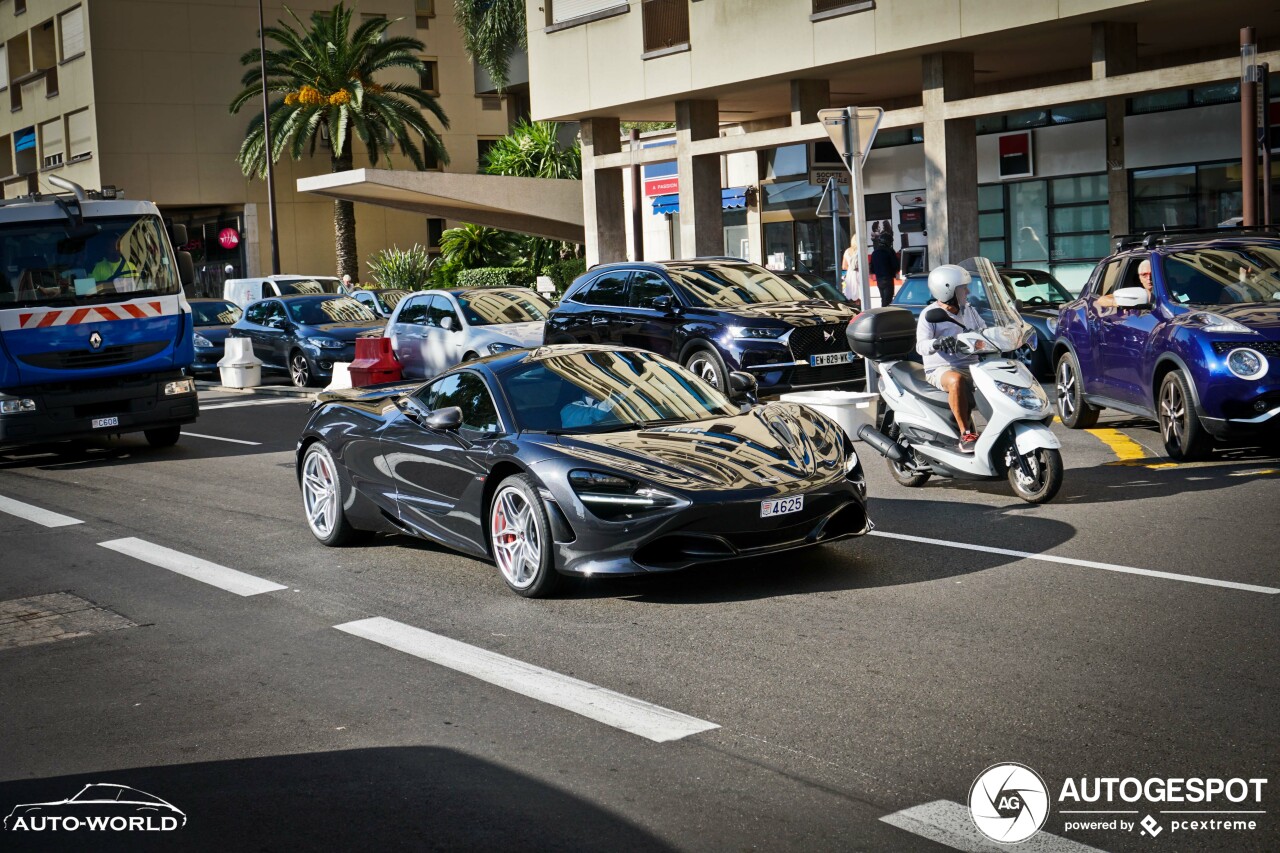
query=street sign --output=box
[815,179,850,217]
[810,168,849,188]
[817,107,884,169]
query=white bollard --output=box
[325,362,353,391]
[217,337,263,389]
[779,390,880,441]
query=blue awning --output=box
[652,187,748,215]
[15,128,35,152]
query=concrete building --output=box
[0,0,514,292]
[526,0,1279,290]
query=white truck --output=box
[224,274,343,309]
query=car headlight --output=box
[1183,312,1256,334]
[1225,347,1269,380]
[729,326,788,340]
[994,380,1047,410]
[0,397,37,414]
[164,378,195,396]
[193,333,213,348]
[568,469,688,520]
[307,337,346,349]
[486,342,522,355]
[842,438,866,498]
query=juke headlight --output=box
[1225,347,1269,380]
[994,380,1047,410]
[567,469,688,520]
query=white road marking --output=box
[180,432,262,446]
[99,538,288,596]
[200,398,307,409]
[0,494,82,527]
[870,531,1279,595]
[881,800,1106,852]
[335,617,719,743]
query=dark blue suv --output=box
[1052,228,1280,459]
[543,259,862,393]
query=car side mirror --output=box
[1112,286,1151,308]
[651,294,675,313]
[727,370,758,404]
[440,316,455,331]
[425,405,463,430]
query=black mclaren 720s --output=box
[296,345,871,597]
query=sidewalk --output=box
[194,379,317,400]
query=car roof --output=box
[585,257,757,275]
[1109,226,1280,255]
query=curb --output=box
[194,380,317,400]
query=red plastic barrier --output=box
[349,337,402,387]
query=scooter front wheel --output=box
[1007,447,1063,504]
[886,422,930,487]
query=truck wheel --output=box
[1055,352,1099,429]
[1158,371,1213,461]
[144,426,181,448]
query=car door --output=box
[389,295,430,378]
[618,271,682,356]
[1095,257,1158,406]
[382,371,504,553]
[580,271,631,344]
[422,294,466,377]
[259,300,293,368]
[1079,259,1124,397]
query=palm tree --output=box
[230,2,449,278]
[438,224,520,270]
[454,0,526,93]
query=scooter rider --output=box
[917,265,987,453]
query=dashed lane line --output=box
[99,538,288,597]
[869,531,1279,595]
[0,494,82,528]
[881,800,1106,852]
[181,432,263,446]
[335,617,720,743]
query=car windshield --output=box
[1162,245,1280,305]
[894,276,932,305]
[1000,270,1073,305]
[374,290,407,313]
[192,300,241,326]
[780,272,846,302]
[72,785,123,802]
[286,296,377,325]
[276,278,340,296]
[666,263,815,307]
[0,214,181,309]
[501,349,739,433]
[458,289,551,325]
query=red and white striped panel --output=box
[0,295,184,332]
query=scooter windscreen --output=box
[957,256,1033,353]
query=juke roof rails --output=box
[1112,225,1280,251]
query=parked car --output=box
[543,259,863,394]
[351,287,410,319]
[1052,228,1280,459]
[189,298,242,376]
[385,287,553,380]
[997,268,1075,377]
[296,344,870,597]
[224,274,343,309]
[229,294,384,387]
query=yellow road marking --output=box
[1086,427,1150,463]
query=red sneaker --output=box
[958,432,978,453]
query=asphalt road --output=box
[0,389,1276,852]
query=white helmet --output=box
[927,264,971,303]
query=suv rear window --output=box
[1163,246,1280,305]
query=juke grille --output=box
[1211,340,1280,357]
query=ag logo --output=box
[968,763,1050,843]
[88,332,103,350]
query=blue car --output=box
[1052,228,1280,460]
[543,259,863,394]
[189,298,243,376]
[229,294,384,387]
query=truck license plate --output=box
[91,417,119,429]
[760,495,804,518]
[810,351,853,367]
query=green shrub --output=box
[541,258,586,296]
[367,244,435,290]
[456,266,535,289]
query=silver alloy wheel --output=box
[1160,378,1186,449]
[302,446,339,540]
[686,352,722,388]
[290,352,311,387]
[490,486,542,589]
[1056,358,1076,419]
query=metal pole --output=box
[842,108,875,392]
[629,128,645,261]
[828,176,840,289]
[258,0,281,275]
[1261,64,1273,226]
[1241,27,1258,227]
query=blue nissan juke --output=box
[1052,227,1280,460]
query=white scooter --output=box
[850,257,1064,504]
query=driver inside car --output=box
[916,264,987,454]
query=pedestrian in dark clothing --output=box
[870,238,900,307]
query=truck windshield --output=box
[0,214,180,308]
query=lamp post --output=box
[1241,27,1258,227]
[258,0,281,275]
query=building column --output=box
[746,150,766,265]
[791,79,830,126]
[581,117,626,267]
[922,52,978,265]
[675,99,722,258]
[1093,22,1137,238]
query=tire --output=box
[1157,370,1213,462]
[300,441,371,546]
[289,350,316,387]
[463,351,479,363]
[489,474,561,598]
[684,346,728,391]
[144,425,181,448]
[1007,447,1064,504]
[1055,351,1100,429]
[885,420,930,487]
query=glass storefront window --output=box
[1052,205,1108,234]
[978,184,1004,210]
[1129,90,1190,114]
[1009,181,1050,263]
[1133,166,1196,198]
[764,221,794,271]
[1134,198,1196,229]
[1051,102,1106,123]
[979,212,1005,239]
[723,210,748,260]
[1051,174,1107,204]
[1130,161,1242,230]
[980,238,1006,264]
[767,145,808,180]
[1052,234,1110,261]
[1007,109,1048,129]
[1197,162,1243,227]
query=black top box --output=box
[846,307,917,360]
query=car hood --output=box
[542,402,849,491]
[703,300,857,327]
[307,322,385,339]
[195,326,233,343]
[1206,303,1280,332]
[484,321,545,346]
